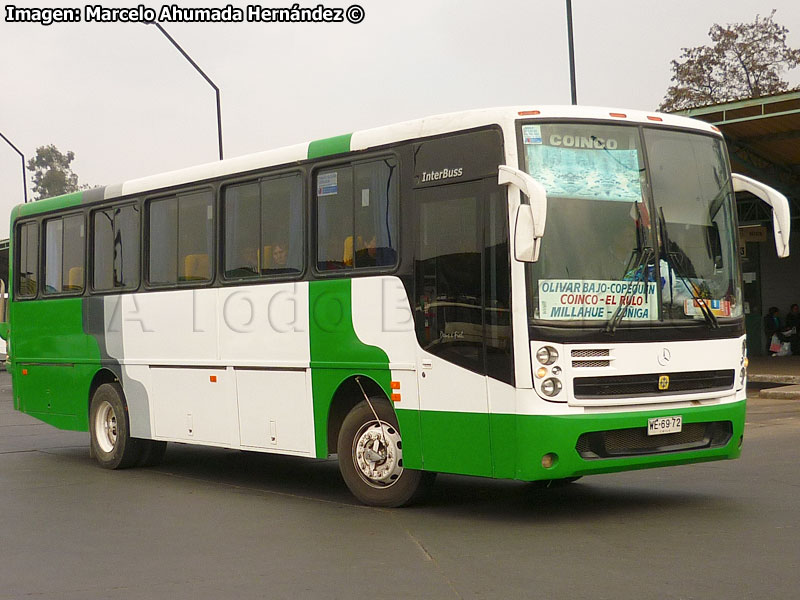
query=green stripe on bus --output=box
[307,133,352,159]
[15,191,84,217]
[308,279,392,458]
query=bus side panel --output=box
[11,297,100,430]
[350,277,425,469]
[308,279,394,458]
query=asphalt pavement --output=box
[1,371,798,600]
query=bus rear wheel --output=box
[89,383,141,469]
[337,399,429,507]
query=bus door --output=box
[414,178,512,477]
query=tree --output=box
[659,10,800,112]
[26,144,88,200]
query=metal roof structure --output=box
[678,91,800,224]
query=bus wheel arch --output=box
[326,375,388,455]
[88,368,119,416]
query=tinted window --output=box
[414,180,513,383]
[149,190,214,285]
[93,204,140,291]
[44,214,85,295]
[415,186,482,373]
[317,167,354,270]
[316,157,398,271]
[17,222,38,298]
[224,173,303,279]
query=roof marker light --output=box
[518,110,541,116]
[711,125,721,133]
[609,112,627,118]
[647,115,663,122]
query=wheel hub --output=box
[353,421,403,487]
[95,400,118,454]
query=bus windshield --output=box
[521,122,741,327]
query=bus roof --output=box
[13,105,719,220]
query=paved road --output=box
[1,371,798,599]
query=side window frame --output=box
[220,169,305,284]
[42,211,86,297]
[312,152,401,278]
[15,220,39,301]
[144,186,216,289]
[90,202,141,294]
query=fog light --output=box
[541,378,562,397]
[536,346,558,365]
[535,367,548,379]
[552,366,562,376]
[542,453,558,469]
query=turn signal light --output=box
[542,453,558,468]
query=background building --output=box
[680,91,800,355]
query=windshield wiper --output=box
[657,207,719,329]
[605,201,653,334]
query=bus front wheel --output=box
[337,399,430,507]
[89,383,141,469]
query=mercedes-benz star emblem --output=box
[657,348,672,366]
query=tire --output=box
[89,383,142,469]
[136,439,168,467]
[337,399,431,507]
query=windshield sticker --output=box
[538,279,658,320]
[522,125,542,145]
[317,172,338,197]
[684,299,731,318]
[525,145,642,202]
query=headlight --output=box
[536,346,558,365]
[541,378,562,397]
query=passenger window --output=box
[224,174,303,279]
[93,205,140,291]
[44,214,85,295]
[316,167,354,270]
[148,191,214,285]
[17,222,39,298]
[316,157,398,272]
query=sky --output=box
[2,0,800,235]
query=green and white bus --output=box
[3,106,790,507]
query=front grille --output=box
[573,370,735,399]
[571,349,611,368]
[571,349,610,358]
[576,421,732,459]
[572,360,611,368]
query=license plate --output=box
[647,415,682,436]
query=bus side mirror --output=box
[498,166,548,262]
[732,173,791,258]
